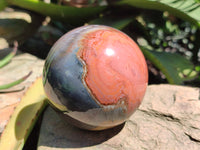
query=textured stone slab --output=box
[0,52,44,134]
[38,84,200,150]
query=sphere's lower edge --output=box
[54,108,125,131]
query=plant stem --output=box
[0,42,17,68]
[6,0,106,25]
[0,71,32,90]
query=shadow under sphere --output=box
[38,107,125,148]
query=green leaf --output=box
[112,0,200,27]
[140,46,197,84]
[0,0,7,11]
[0,77,47,150]
[0,71,32,90]
[89,15,134,30]
[6,0,106,25]
[0,47,17,68]
[196,66,200,71]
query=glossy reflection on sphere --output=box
[43,25,148,130]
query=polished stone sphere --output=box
[43,25,148,130]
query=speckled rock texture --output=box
[38,84,200,150]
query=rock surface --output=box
[38,84,200,150]
[0,52,44,134]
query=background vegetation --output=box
[0,0,200,87]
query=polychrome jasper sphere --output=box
[43,25,148,130]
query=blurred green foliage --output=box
[0,0,200,86]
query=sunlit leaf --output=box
[6,0,106,25]
[140,45,198,84]
[196,66,200,71]
[111,0,200,27]
[0,77,47,150]
[0,0,7,11]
